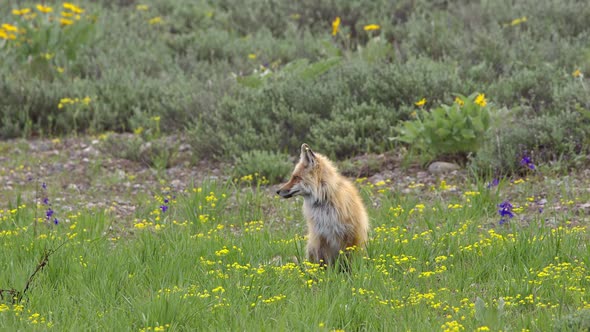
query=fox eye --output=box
[292,175,301,181]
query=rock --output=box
[428,161,461,174]
[179,143,191,152]
[82,145,100,156]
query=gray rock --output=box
[428,161,461,174]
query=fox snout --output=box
[276,188,296,199]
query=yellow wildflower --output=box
[454,96,464,106]
[136,4,149,11]
[415,98,426,107]
[149,16,162,25]
[211,286,225,293]
[63,3,84,14]
[363,24,380,31]
[60,18,74,26]
[36,4,53,13]
[572,69,583,78]
[510,16,527,26]
[82,96,91,105]
[2,24,18,32]
[475,93,487,107]
[58,97,74,109]
[248,53,257,59]
[332,17,341,36]
[12,8,32,16]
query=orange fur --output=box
[277,144,369,265]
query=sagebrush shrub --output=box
[233,150,293,185]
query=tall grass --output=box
[1,177,589,330]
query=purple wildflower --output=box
[160,205,168,213]
[487,178,499,188]
[498,200,514,224]
[42,182,47,190]
[164,198,169,204]
[54,218,59,225]
[43,197,49,205]
[45,208,54,220]
[520,155,535,170]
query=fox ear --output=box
[300,143,316,167]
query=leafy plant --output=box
[4,4,96,79]
[396,93,493,162]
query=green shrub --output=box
[1,0,589,175]
[337,154,385,178]
[361,57,472,108]
[189,59,359,159]
[471,108,589,175]
[311,102,405,158]
[233,150,293,185]
[190,56,472,160]
[554,309,590,332]
[100,133,180,170]
[396,93,493,163]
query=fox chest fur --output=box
[303,197,353,248]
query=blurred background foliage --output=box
[1,0,589,174]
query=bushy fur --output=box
[277,144,369,265]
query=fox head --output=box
[276,143,319,199]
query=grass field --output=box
[1,162,590,330]
[2,0,590,331]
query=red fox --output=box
[276,143,369,265]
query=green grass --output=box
[1,176,589,331]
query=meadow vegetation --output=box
[0,0,588,173]
[1,169,590,331]
[1,0,590,331]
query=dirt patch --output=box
[1,135,589,226]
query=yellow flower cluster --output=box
[261,294,287,304]
[0,22,26,40]
[139,323,171,332]
[133,218,165,231]
[58,96,92,109]
[441,320,464,332]
[242,220,264,232]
